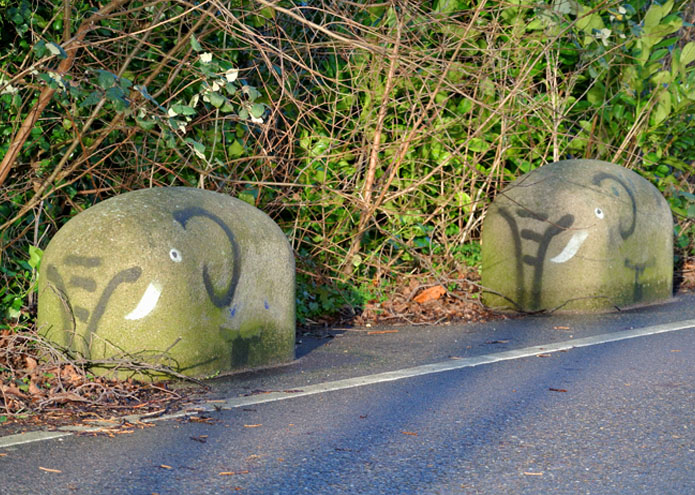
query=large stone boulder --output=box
[37,187,295,378]
[481,159,673,312]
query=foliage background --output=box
[2,0,695,326]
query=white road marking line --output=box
[0,431,71,448]
[1,318,694,449]
[209,318,695,410]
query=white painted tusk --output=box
[125,282,162,320]
[549,230,589,264]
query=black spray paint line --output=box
[593,171,649,303]
[73,307,89,323]
[173,206,241,308]
[231,334,263,367]
[518,211,574,310]
[84,266,142,358]
[497,207,524,307]
[68,276,97,292]
[624,258,653,302]
[592,172,636,240]
[63,255,102,268]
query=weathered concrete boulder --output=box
[482,159,673,312]
[37,187,295,377]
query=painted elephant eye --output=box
[169,248,183,263]
[594,207,604,219]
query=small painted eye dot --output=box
[594,208,604,219]
[169,248,182,262]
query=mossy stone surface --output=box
[37,187,295,378]
[481,160,673,312]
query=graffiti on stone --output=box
[43,206,252,362]
[482,160,673,312]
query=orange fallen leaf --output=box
[413,285,446,304]
[61,364,82,384]
[25,356,37,372]
[553,326,570,330]
[159,465,173,470]
[367,329,399,335]
[0,454,7,457]
[1,384,27,398]
[401,431,418,436]
[39,467,62,473]
[244,424,262,428]
[28,380,41,396]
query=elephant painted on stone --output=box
[481,160,673,312]
[37,187,295,377]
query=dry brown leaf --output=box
[25,356,38,372]
[48,392,90,404]
[413,285,446,304]
[28,380,41,397]
[61,364,82,384]
[1,384,28,398]
[401,431,418,436]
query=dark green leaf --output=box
[190,34,202,52]
[96,69,116,89]
[79,91,102,107]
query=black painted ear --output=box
[173,207,241,308]
[592,172,636,240]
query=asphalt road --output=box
[1,294,695,494]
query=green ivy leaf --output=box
[207,92,225,108]
[46,41,67,59]
[96,70,116,89]
[136,117,156,131]
[249,103,265,118]
[28,245,43,270]
[650,90,672,127]
[681,42,695,66]
[33,40,47,57]
[105,87,129,111]
[119,77,133,90]
[79,91,102,107]
[242,85,261,101]
[467,138,489,153]
[38,73,59,90]
[238,191,256,205]
[228,139,244,157]
[185,138,206,159]
[190,34,202,52]
[171,104,197,116]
